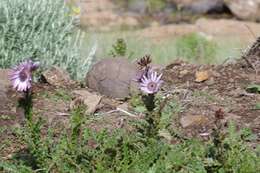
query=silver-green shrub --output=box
[0,0,90,79]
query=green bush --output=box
[1,106,259,172]
[0,0,91,79]
[175,33,217,64]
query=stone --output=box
[127,0,147,14]
[174,0,225,14]
[0,83,8,108]
[0,69,11,109]
[180,115,209,128]
[0,69,22,127]
[70,89,102,114]
[117,102,129,111]
[205,78,215,85]
[225,0,260,21]
[85,58,138,99]
[0,69,11,89]
[42,66,74,87]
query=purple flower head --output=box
[140,70,163,94]
[10,60,40,92]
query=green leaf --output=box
[134,106,147,113]
[246,84,260,93]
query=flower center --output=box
[147,81,157,91]
[19,70,28,82]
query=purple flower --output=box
[140,70,163,94]
[10,60,40,92]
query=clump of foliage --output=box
[110,38,127,57]
[110,38,134,58]
[175,33,217,64]
[0,0,90,79]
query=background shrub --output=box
[0,0,92,79]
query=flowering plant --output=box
[135,55,163,136]
[10,59,39,120]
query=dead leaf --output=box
[195,71,209,82]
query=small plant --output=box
[110,38,127,57]
[175,33,217,64]
[10,59,39,119]
[134,55,165,137]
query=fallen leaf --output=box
[195,71,209,82]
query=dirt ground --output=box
[163,58,260,137]
[1,47,259,158]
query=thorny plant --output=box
[10,59,39,121]
[135,55,165,137]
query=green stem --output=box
[20,90,33,122]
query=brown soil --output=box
[163,57,259,139]
[0,55,259,158]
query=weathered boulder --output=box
[0,69,21,127]
[85,58,138,99]
[0,83,8,106]
[174,0,225,14]
[225,0,260,21]
[42,66,75,87]
[127,0,147,14]
[0,69,11,108]
[70,89,102,114]
[0,69,11,89]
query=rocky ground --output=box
[1,0,260,161]
[0,40,259,158]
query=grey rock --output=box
[0,69,21,127]
[42,66,74,87]
[70,89,102,114]
[226,0,260,21]
[86,58,138,99]
[181,0,225,14]
[127,0,147,14]
[0,69,11,108]
[0,69,11,89]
